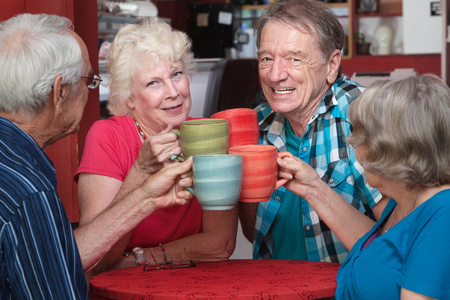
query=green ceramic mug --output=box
[170,119,229,162]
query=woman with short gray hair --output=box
[278,74,450,299]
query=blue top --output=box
[336,190,450,299]
[0,117,87,299]
[253,74,383,263]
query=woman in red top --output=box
[76,19,238,277]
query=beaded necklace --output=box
[133,118,147,140]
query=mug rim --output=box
[211,108,257,118]
[193,154,242,159]
[182,119,228,126]
[228,144,276,153]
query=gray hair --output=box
[0,13,84,117]
[347,74,450,190]
[254,0,344,63]
[106,18,196,116]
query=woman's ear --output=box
[326,49,342,84]
[126,97,136,110]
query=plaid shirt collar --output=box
[259,81,344,145]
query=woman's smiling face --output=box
[127,57,191,134]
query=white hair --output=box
[106,18,196,116]
[0,13,84,117]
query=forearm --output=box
[113,208,239,269]
[238,202,258,243]
[77,165,153,273]
[302,179,375,250]
[159,209,238,262]
[76,159,194,272]
[74,186,153,272]
[112,228,237,269]
[84,233,132,278]
[401,288,435,300]
[114,163,148,201]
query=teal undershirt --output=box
[271,120,309,260]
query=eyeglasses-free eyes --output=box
[82,74,102,89]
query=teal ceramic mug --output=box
[170,119,229,162]
[187,154,242,210]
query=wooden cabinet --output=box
[352,0,402,56]
[346,0,441,77]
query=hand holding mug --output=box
[277,155,323,199]
[135,124,182,175]
[140,157,194,212]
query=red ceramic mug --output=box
[211,108,259,148]
[228,144,294,203]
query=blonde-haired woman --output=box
[76,19,237,277]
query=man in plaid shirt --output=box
[239,0,387,263]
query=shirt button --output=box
[259,234,264,239]
[275,196,280,201]
[328,178,334,184]
[306,226,311,230]
[302,146,308,152]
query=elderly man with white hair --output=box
[0,13,194,299]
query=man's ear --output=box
[326,49,342,84]
[51,75,65,114]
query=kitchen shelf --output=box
[355,12,402,18]
[238,1,353,59]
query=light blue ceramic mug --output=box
[188,155,242,210]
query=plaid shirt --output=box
[253,75,382,263]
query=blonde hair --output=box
[106,19,196,116]
[347,74,450,189]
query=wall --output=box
[341,54,441,77]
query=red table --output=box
[89,259,340,299]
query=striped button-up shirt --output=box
[253,75,383,263]
[0,117,87,299]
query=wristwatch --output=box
[124,247,147,266]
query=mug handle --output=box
[168,129,185,162]
[275,151,295,189]
[186,186,196,197]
